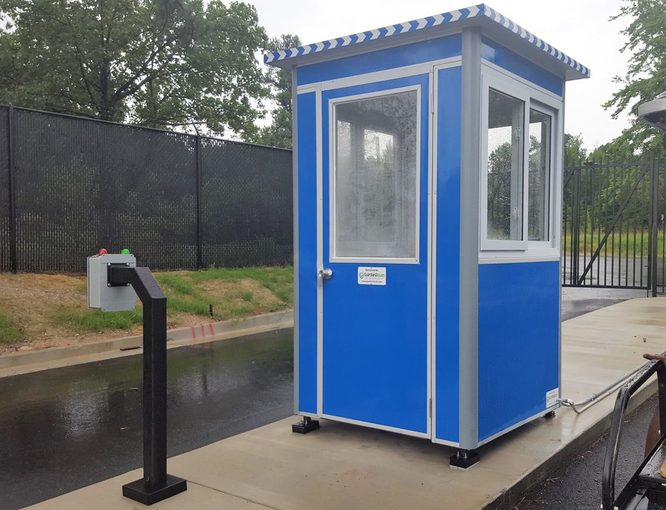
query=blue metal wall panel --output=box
[297,35,461,86]
[296,92,318,414]
[481,38,564,96]
[477,261,560,441]
[320,75,430,433]
[435,65,461,443]
[321,263,428,431]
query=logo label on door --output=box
[358,267,386,286]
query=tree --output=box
[603,0,666,156]
[250,34,300,149]
[589,136,636,161]
[564,133,588,166]
[0,0,268,138]
[486,141,512,238]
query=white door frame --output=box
[310,58,462,440]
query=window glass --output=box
[528,109,551,241]
[487,89,524,241]
[333,90,418,259]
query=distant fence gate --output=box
[562,158,666,295]
[0,106,293,273]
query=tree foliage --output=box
[250,34,300,149]
[486,142,513,238]
[603,0,666,156]
[0,0,268,137]
[564,133,588,166]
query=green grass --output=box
[563,229,666,257]
[53,307,142,332]
[52,266,293,333]
[0,311,23,344]
[190,266,294,304]
[155,272,211,316]
[155,272,200,296]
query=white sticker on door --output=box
[358,267,386,286]
[546,388,559,408]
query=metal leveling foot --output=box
[450,449,480,469]
[292,416,320,434]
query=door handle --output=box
[318,268,333,280]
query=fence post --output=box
[195,135,203,269]
[7,106,16,273]
[649,156,659,297]
[571,167,581,285]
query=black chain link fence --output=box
[0,106,292,273]
[0,107,9,272]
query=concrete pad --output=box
[26,468,273,510]
[28,297,666,510]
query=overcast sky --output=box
[250,0,632,151]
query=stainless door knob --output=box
[319,268,333,280]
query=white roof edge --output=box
[264,3,590,80]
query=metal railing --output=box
[601,358,666,509]
[562,158,666,295]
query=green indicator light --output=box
[121,248,130,255]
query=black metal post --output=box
[650,157,659,297]
[195,135,203,269]
[7,106,17,273]
[571,167,581,285]
[108,265,187,505]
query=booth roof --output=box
[264,4,590,81]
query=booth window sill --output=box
[478,248,559,264]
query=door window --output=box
[332,89,419,260]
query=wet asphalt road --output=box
[561,286,647,321]
[0,288,650,509]
[0,329,293,510]
[515,395,658,509]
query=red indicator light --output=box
[98,248,108,256]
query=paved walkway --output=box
[28,297,666,510]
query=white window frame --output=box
[480,76,529,251]
[527,101,556,248]
[479,64,563,260]
[328,84,422,264]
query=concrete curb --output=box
[0,310,293,376]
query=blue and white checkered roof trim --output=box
[264,3,590,79]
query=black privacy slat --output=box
[0,106,292,273]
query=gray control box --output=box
[87,253,137,312]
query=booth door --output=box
[320,76,430,435]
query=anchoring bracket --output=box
[292,416,320,434]
[450,449,480,469]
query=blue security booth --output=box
[266,4,590,465]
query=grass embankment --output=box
[0,311,23,344]
[0,267,292,352]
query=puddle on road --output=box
[0,328,294,510]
